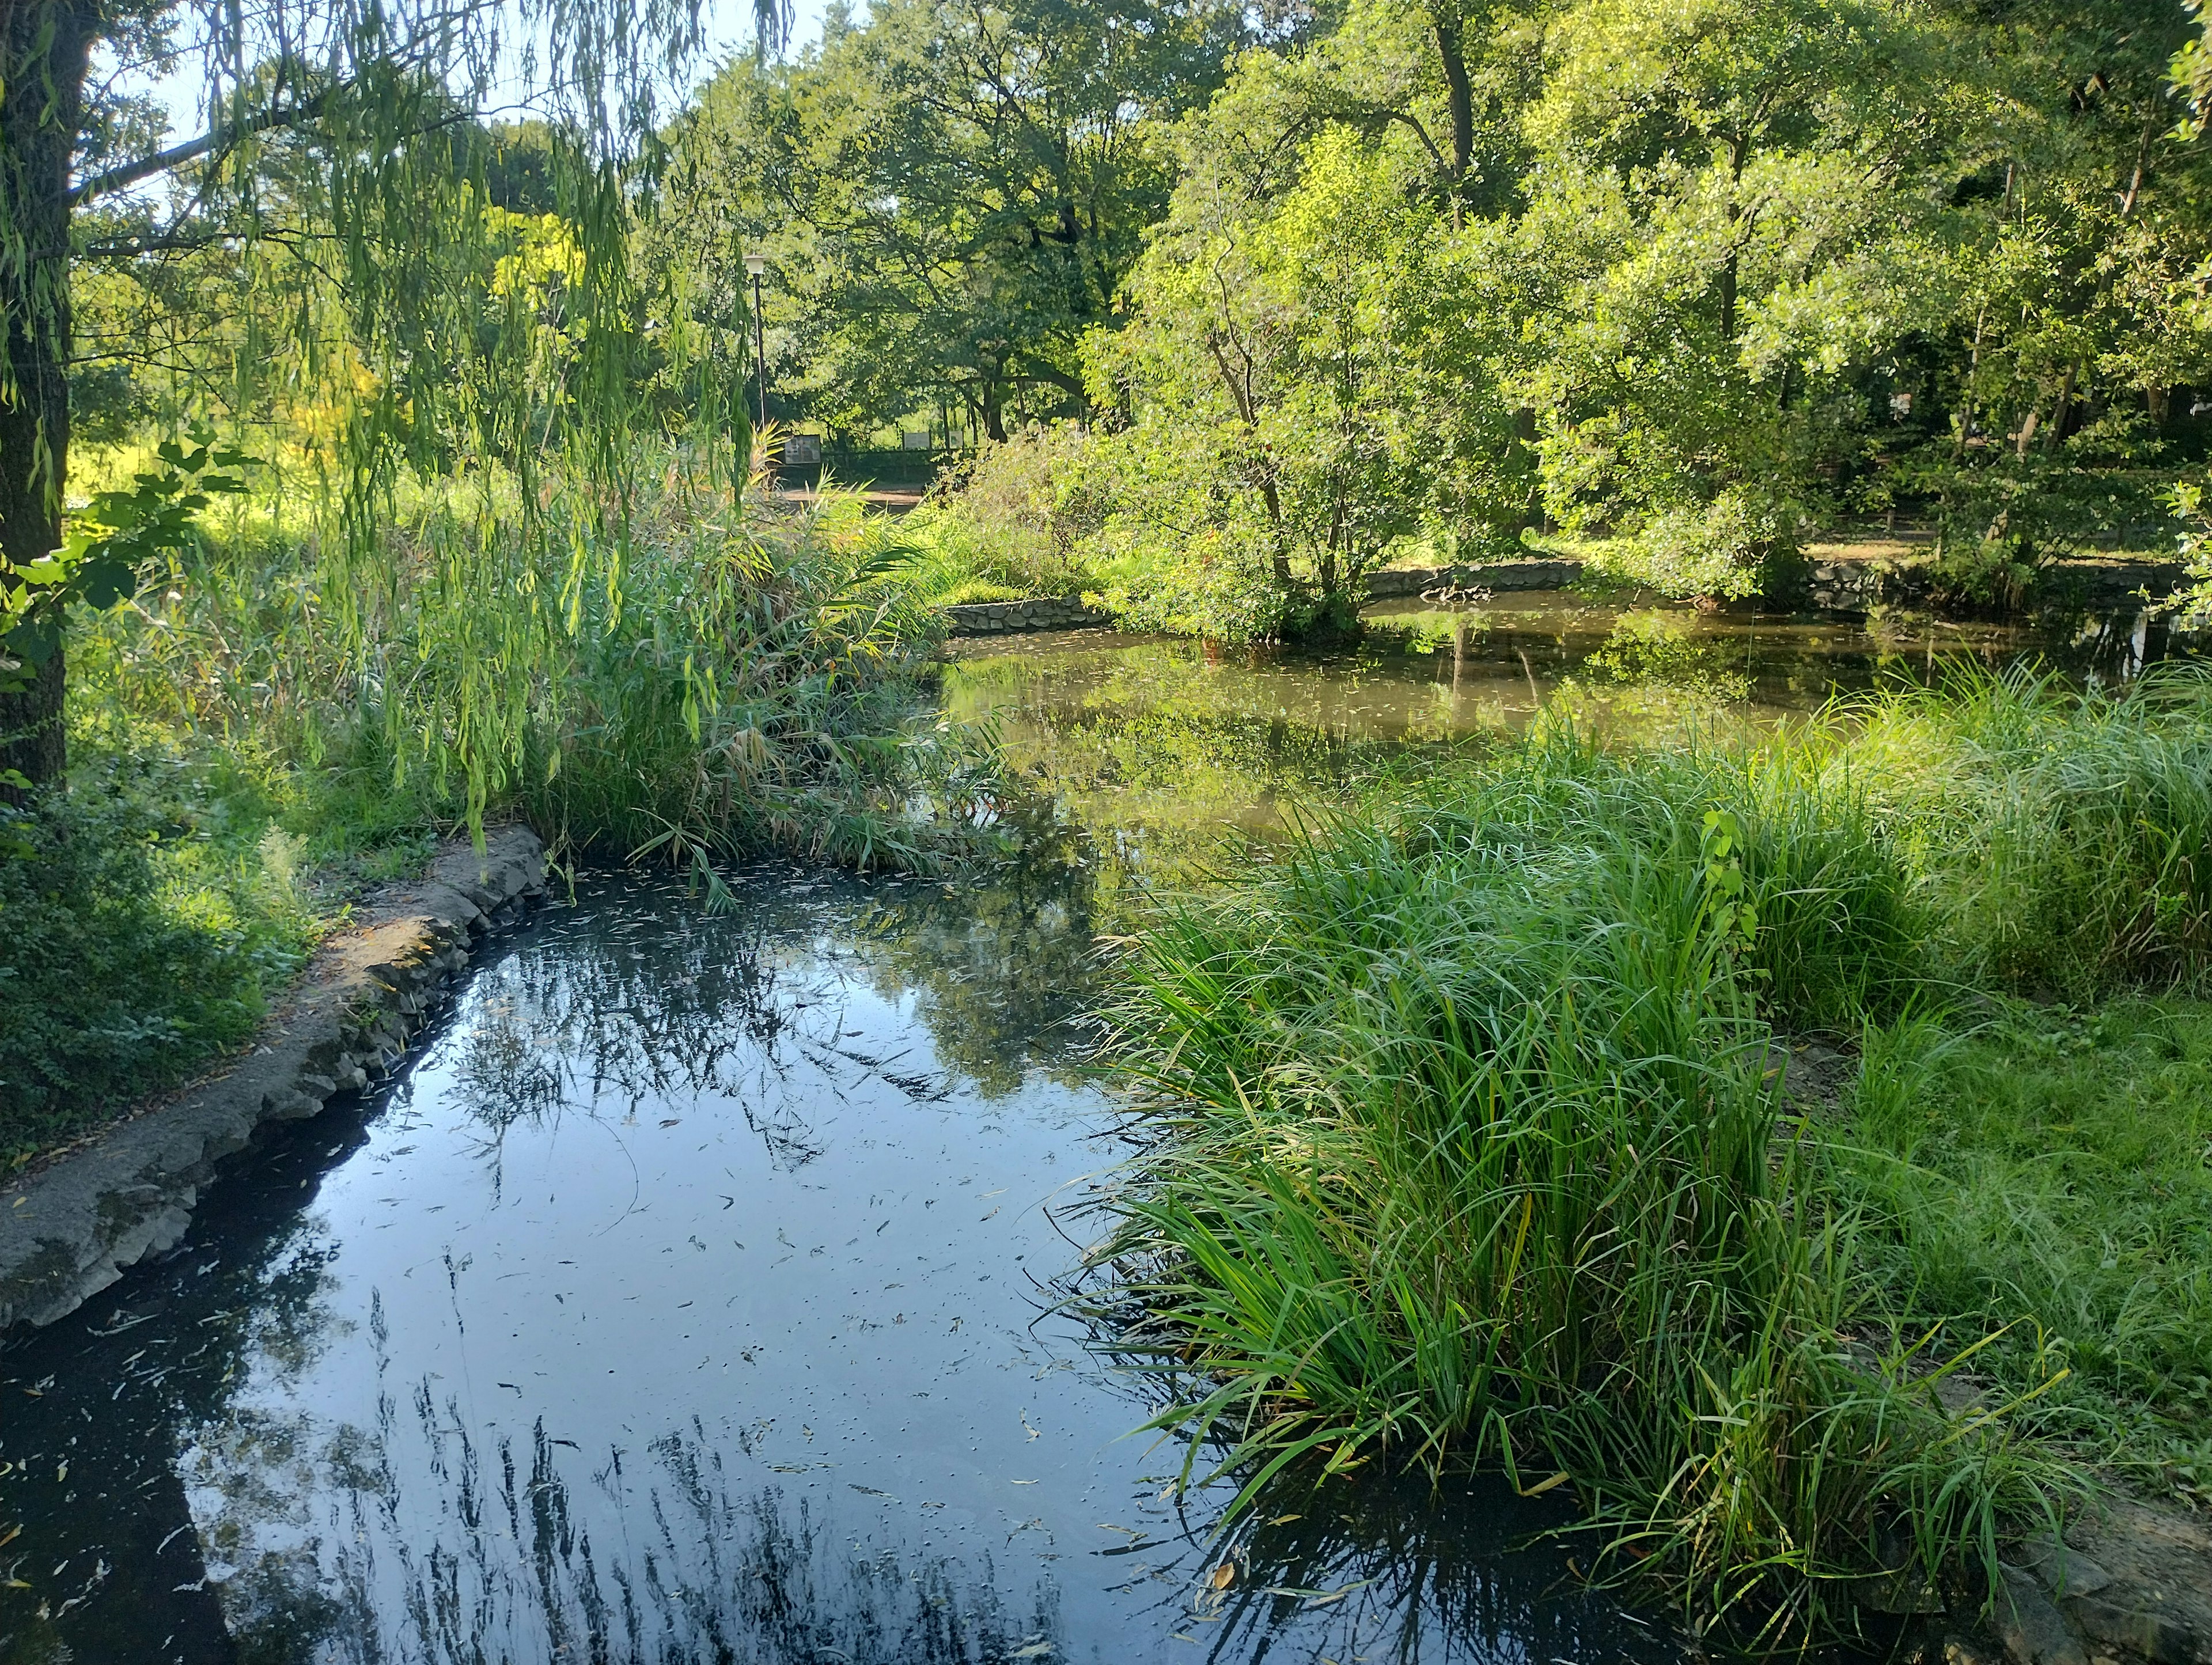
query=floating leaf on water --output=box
[850,1485,896,1499]
[1006,1643,1054,1659]
[1208,1562,1235,1590]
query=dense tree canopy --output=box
[653,0,2212,626]
[658,0,1255,441]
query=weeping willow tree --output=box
[0,0,790,789]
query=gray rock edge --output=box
[0,825,546,1336]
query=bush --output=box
[904,427,1105,604]
[1581,487,1787,602]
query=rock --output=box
[1995,1563,2090,1665]
[2025,1537,2115,1600]
[2059,1497,2212,1665]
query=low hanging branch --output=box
[68,90,335,207]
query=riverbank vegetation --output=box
[1089,666,2212,1640]
[0,454,992,1163]
[679,0,2212,638]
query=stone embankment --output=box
[943,552,2193,637]
[1806,550,2189,613]
[0,826,544,1333]
[943,595,1115,635]
[1363,559,1586,600]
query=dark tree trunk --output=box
[1431,9,1474,191]
[1718,135,1745,346]
[981,378,1007,443]
[0,0,94,792]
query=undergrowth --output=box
[1087,665,2212,1644]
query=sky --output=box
[116,0,840,160]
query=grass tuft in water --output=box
[1088,670,2212,1640]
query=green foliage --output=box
[1089,671,2212,1634]
[1088,730,2067,1642]
[664,0,2212,619]
[0,772,313,1165]
[1828,1001,2212,1485]
[79,452,1001,878]
[1846,665,2212,993]
[0,434,252,691]
[900,427,1107,604]
[654,0,1243,441]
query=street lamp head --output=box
[742,252,768,278]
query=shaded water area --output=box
[0,592,2194,1663]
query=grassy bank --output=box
[1088,666,2212,1641]
[0,453,984,1166]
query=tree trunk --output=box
[981,378,1007,443]
[0,0,94,792]
[1431,8,1474,194]
[1718,136,1745,344]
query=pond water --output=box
[940,591,2192,853]
[0,593,2191,1664]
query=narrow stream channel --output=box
[0,595,2192,1664]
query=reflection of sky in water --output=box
[0,873,1673,1664]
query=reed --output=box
[77,449,1002,877]
[1089,672,2212,1639]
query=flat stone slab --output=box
[2055,1499,2212,1665]
[0,826,544,1334]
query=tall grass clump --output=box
[1844,663,2212,994]
[79,448,1003,877]
[1088,725,2101,1642]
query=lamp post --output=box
[743,252,769,430]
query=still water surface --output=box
[0,594,2188,1663]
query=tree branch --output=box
[69,92,334,207]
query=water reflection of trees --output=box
[448,863,1120,1121]
[194,1401,1064,1665]
[0,1100,378,1662]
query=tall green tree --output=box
[658,0,1245,441]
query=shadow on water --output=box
[0,870,1673,1665]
